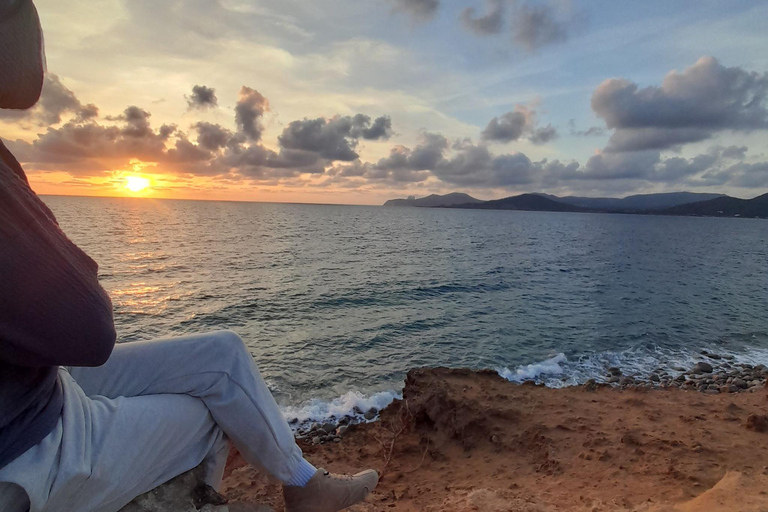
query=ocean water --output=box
[44,196,768,425]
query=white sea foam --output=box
[280,345,768,434]
[281,390,401,430]
[497,353,568,382]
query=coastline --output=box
[221,362,768,511]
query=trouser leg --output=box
[68,330,305,483]
[0,370,227,512]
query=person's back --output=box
[0,138,116,473]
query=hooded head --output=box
[0,0,45,110]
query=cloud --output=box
[481,105,558,144]
[235,86,269,142]
[0,74,99,126]
[194,122,235,152]
[592,57,768,152]
[568,119,605,137]
[460,0,505,35]
[7,77,768,197]
[390,0,440,23]
[186,85,218,110]
[432,140,539,187]
[511,2,576,52]
[278,114,393,162]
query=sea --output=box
[44,195,768,427]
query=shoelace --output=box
[323,471,355,482]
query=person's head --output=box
[0,0,45,110]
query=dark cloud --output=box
[235,86,269,142]
[432,142,539,187]
[529,124,557,144]
[351,114,393,140]
[592,57,768,152]
[511,2,574,52]
[568,119,605,137]
[481,110,528,142]
[278,114,393,162]
[194,122,234,152]
[481,105,557,144]
[461,0,505,35]
[390,0,440,22]
[375,132,447,171]
[0,74,99,125]
[186,85,218,110]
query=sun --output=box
[125,175,151,193]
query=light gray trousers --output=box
[0,330,306,512]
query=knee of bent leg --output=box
[212,330,250,359]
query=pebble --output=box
[312,436,321,445]
[733,378,748,389]
[321,422,337,434]
[337,425,349,437]
[363,408,378,421]
[692,362,714,374]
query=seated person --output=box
[0,2,378,511]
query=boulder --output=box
[692,362,713,374]
[119,467,273,512]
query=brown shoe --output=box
[283,468,378,512]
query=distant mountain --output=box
[659,192,768,218]
[451,194,587,212]
[384,193,483,207]
[542,192,726,211]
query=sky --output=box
[2,0,768,205]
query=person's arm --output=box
[0,154,116,368]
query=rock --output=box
[608,367,622,376]
[607,376,620,384]
[363,408,378,421]
[692,362,713,374]
[309,422,320,433]
[583,379,597,392]
[649,374,660,382]
[619,376,634,386]
[321,422,337,434]
[333,437,342,443]
[674,375,687,383]
[746,414,768,433]
[704,389,720,395]
[705,353,722,360]
[119,467,272,512]
[733,378,748,389]
[337,425,349,437]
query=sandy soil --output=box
[221,368,768,511]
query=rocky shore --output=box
[587,353,768,394]
[123,360,768,512]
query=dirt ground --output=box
[221,368,768,511]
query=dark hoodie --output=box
[0,139,116,469]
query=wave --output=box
[281,390,401,433]
[497,344,768,388]
[497,353,568,382]
[280,344,768,434]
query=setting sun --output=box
[125,176,151,193]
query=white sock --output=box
[285,458,317,487]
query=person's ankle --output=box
[284,459,317,487]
